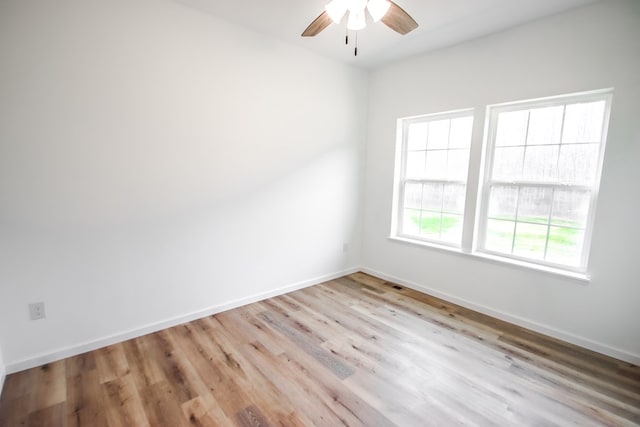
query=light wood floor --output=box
[1,272,639,426]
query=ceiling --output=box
[174,0,598,69]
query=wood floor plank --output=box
[138,380,190,427]
[144,328,216,405]
[29,361,66,413]
[0,368,35,401]
[0,394,29,426]
[275,351,397,427]
[236,404,273,427]
[94,344,129,384]
[258,310,356,380]
[238,340,347,426]
[27,402,65,427]
[202,315,314,425]
[65,352,97,379]
[181,393,233,426]
[101,374,149,427]
[220,308,395,426]
[66,369,109,427]
[121,338,164,390]
[168,320,253,418]
[1,272,638,427]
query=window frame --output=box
[390,89,613,279]
[474,90,612,274]
[392,108,475,248]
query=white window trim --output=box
[390,89,613,282]
[391,108,474,248]
[387,234,591,282]
[475,89,612,274]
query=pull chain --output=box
[344,28,358,57]
[354,31,358,56]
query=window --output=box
[477,91,611,272]
[391,89,612,277]
[393,110,474,246]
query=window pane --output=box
[447,149,469,181]
[522,145,560,181]
[558,144,599,184]
[443,183,466,214]
[478,91,610,270]
[492,146,524,180]
[407,122,429,151]
[449,116,473,148]
[488,185,518,220]
[496,110,528,147]
[486,219,515,253]
[440,214,463,244]
[546,226,584,266]
[550,189,590,228]
[513,222,548,260]
[517,187,552,224]
[427,119,450,149]
[402,209,421,236]
[526,106,563,145]
[396,111,473,247]
[425,150,447,179]
[405,151,426,179]
[562,101,605,144]
[403,182,423,209]
[421,183,444,211]
[419,211,441,237]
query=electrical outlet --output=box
[29,302,46,320]
[342,243,349,253]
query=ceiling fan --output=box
[302,0,418,55]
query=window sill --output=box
[387,235,590,283]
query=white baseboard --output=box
[361,267,640,366]
[6,267,360,374]
[8,265,637,374]
[0,364,5,398]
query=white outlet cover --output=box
[29,302,46,320]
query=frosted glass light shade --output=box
[367,0,390,22]
[325,0,348,23]
[347,9,366,30]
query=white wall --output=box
[362,0,640,363]
[2,0,637,375]
[0,0,367,370]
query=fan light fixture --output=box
[325,0,348,22]
[325,0,391,29]
[367,0,392,22]
[347,9,366,31]
[302,1,418,57]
